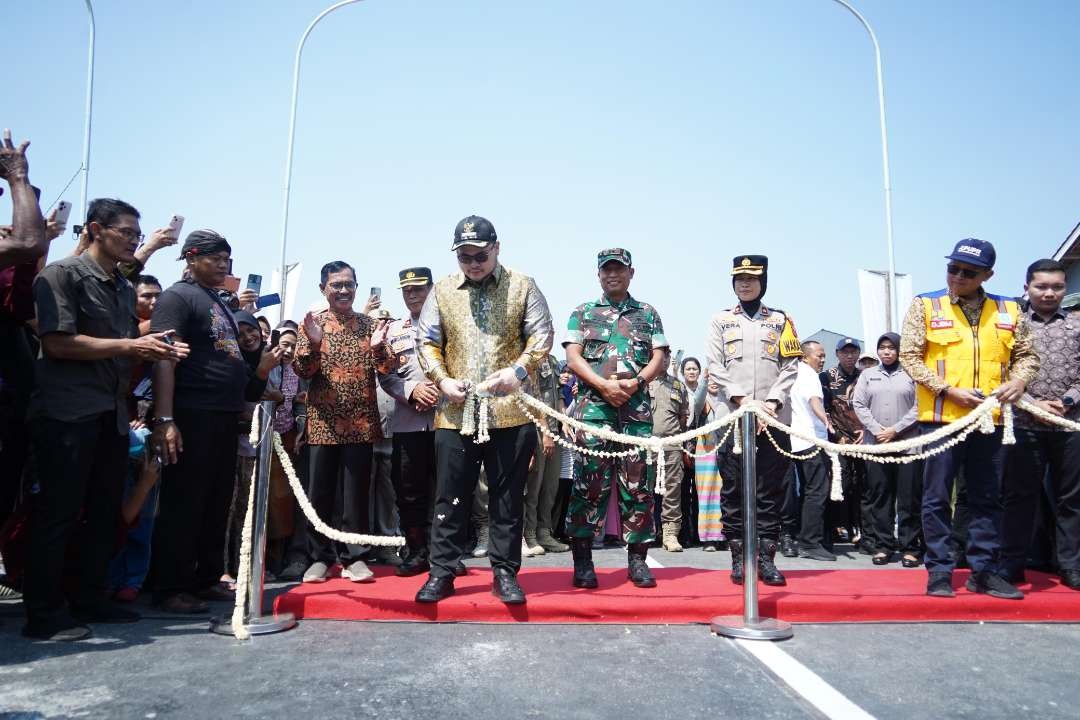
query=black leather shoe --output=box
[396,553,430,577]
[627,543,657,588]
[926,571,954,598]
[729,540,745,585]
[872,552,893,566]
[71,601,141,624]
[453,561,468,577]
[571,537,598,588]
[1061,569,1080,590]
[492,571,526,604]
[415,575,454,603]
[965,571,1023,600]
[780,534,798,558]
[758,539,786,586]
[901,554,922,568]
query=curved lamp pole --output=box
[829,0,897,331]
[277,0,366,323]
[78,0,96,225]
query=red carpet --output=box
[273,566,1080,624]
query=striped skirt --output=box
[695,433,724,542]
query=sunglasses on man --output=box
[946,264,982,280]
[456,251,490,266]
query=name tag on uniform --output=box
[930,318,954,329]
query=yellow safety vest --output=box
[916,291,1018,423]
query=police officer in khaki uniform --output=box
[375,268,441,576]
[705,255,800,586]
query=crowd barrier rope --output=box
[227,389,1063,639]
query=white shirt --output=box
[790,361,827,453]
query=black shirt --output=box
[29,254,136,434]
[150,279,248,413]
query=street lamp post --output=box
[277,0,366,324]
[79,0,96,226]
[829,0,897,331]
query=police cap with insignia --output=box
[597,248,632,268]
[730,254,767,276]
[451,215,497,250]
[836,337,860,351]
[398,266,432,288]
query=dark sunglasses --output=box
[946,264,981,280]
[456,251,490,266]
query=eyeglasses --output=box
[327,281,357,291]
[106,225,145,243]
[457,251,490,266]
[946,264,981,280]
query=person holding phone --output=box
[149,230,250,615]
[24,198,189,641]
[899,239,1039,600]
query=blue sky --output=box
[8,0,1078,360]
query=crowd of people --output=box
[2,129,1078,642]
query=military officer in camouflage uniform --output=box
[705,255,801,587]
[649,350,691,552]
[564,248,669,589]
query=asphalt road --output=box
[2,546,1078,719]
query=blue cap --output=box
[945,238,996,269]
[836,337,860,351]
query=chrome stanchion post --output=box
[711,410,793,641]
[211,401,297,636]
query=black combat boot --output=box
[396,527,431,577]
[627,543,657,588]
[758,538,787,586]
[571,537,599,588]
[729,539,745,585]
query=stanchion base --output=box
[209,612,297,637]
[709,615,793,641]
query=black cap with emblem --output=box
[398,266,432,288]
[451,215,497,251]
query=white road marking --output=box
[733,639,876,720]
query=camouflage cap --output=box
[597,248,632,268]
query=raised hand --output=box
[0,129,30,183]
[303,311,324,346]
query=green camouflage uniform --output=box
[563,294,668,542]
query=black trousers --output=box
[827,455,865,536]
[24,412,126,625]
[151,408,239,601]
[283,443,312,565]
[429,425,536,579]
[718,430,791,541]
[795,452,831,549]
[1002,428,1080,574]
[306,443,372,565]
[862,459,923,554]
[0,319,37,529]
[780,462,802,538]
[392,430,436,535]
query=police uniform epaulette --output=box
[672,378,684,392]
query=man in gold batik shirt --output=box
[414,215,553,605]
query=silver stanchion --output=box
[710,411,793,641]
[211,401,297,636]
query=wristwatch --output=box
[1064,396,1075,408]
[513,364,529,382]
[636,376,647,392]
[153,416,175,426]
